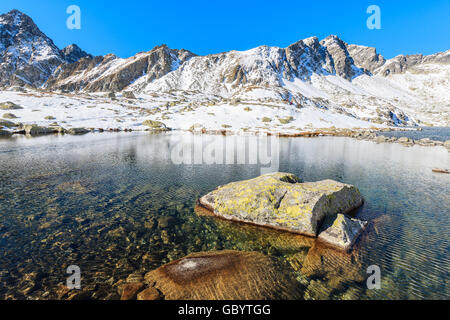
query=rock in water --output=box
[66,127,90,135]
[24,124,56,135]
[318,214,367,251]
[198,172,365,250]
[143,250,303,300]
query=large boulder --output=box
[122,91,136,99]
[0,101,23,110]
[66,127,90,135]
[0,129,12,136]
[198,172,366,250]
[0,119,18,128]
[24,124,56,135]
[444,140,450,151]
[143,250,303,300]
[142,119,170,131]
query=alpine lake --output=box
[0,130,448,300]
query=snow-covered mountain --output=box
[46,45,195,92]
[0,9,448,127]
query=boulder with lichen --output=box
[198,172,366,250]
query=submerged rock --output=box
[143,250,303,300]
[198,172,365,250]
[318,214,367,251]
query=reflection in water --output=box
[0,132,448,300]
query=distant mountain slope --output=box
[0,9,89,88]
[45,45,195,92]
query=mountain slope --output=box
[0,9,448,127]
[0,9,65,88]
[45,44,195,92]
[0,10,91,88]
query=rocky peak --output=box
[0,9,64,87]
[62,44,92,64]
[346,44,385,73]
[320,35,361,80]
[45,43,196,92]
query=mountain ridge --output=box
[0,9,448,127]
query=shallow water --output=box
[0,132,449,300]
[376,127,450,142]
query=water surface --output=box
[0,132,448,300]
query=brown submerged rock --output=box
[143,250,303,300]
[120,282,144,300]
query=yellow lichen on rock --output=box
[198,172,367,250]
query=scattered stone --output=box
[444,140,450,151]
[143,119,170,131]
[0,119,18,128]
[122,91,136,99]
[157,216,175,229]
[397,137,412,144]
[2,113,17,119]
[126,272,144,283]
[120,282,144,300]
[66,127,89,135]
[375,135,388,143]
[137,287,162,300]
[0,101,23,110]
[24,124,55,135]
[278,116,294,124]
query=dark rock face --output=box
[320,35,362,80]
[347,44,386,73]
[61,44,92,64]
[45,44,196,92]
[377,50,450,76]
[0,9,64,87]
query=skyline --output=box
[0,0,449,59]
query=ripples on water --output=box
[0,132,448,300]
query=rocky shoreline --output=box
[1,121,449,152]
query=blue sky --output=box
[1,0,449,58]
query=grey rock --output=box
[198,172,365,249]
[0,10,65,87]
[66,127,89,135]
[0,101,23,110]
[61,44,92,64]
[24,124,55,135]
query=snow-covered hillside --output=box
[0,9,448,131]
